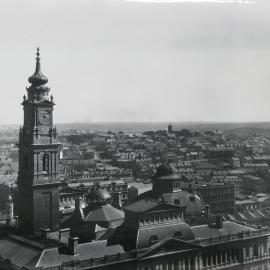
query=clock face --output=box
[38,110,50,125]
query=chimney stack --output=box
[113,192,122,208]
[68,237,79,255]
[59,228,70,243]
[215,215,223,229]
[74,196,84,220]
[205,204,210,217]
[40,228,50,239]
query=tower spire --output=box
[28,47,48,86]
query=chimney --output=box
[189,183,192,193]
[68,237,79,255]
[6,194,14,220]
[59,228,70,243]
[5,218,11,227]
[75,196,81,210]
[14,216,19,229]
[74,196,84,219]
[215,215,223,229]
[205,205,210,217]
[40,228,50,239]
[113,192,122,208]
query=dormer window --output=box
[149,235,159,245]
[174,199,180,205]
[174,231,183,239]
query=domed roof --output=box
[87,187,111,202]
[155,164,173,177]
[28,48,48,86]
[160,191,205,217]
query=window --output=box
[149,235,159,245]
[253,245,258,257]
[174,199,180,205]
[24,154,29,170]
[43,154,49,173]
[174,231,183,239]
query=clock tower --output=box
[18,48,62,234]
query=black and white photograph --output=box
[0,0,270,269]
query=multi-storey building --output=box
[182,181,235,215]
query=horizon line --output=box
[2,120,270,126]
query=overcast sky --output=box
[1,0,270,124]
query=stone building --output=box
[181,181,236,215]
[139,164,206,221]
[110,198,193,250]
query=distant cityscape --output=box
[1,50,270,270]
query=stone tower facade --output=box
[17,48,62,234]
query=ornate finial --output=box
[36,47,40,57]
[50,95,53,102]
[36,47,40,62]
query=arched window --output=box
[43,154,49,173]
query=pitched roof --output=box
[0,238,41,268]
[124,199,182,213]
[136,222,195,249]
[138,237,201,259]
[0,236,124,269]
[191,221,255,240]
[84,205,124,223]
[32,240,124,268]
[124,199,160,213]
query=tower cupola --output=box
[27,48,50,102]
[28,47,48,86]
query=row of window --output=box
[139,214,182,225]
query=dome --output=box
[160,191,205,217]
[155,164,173,177]
[87,188,111,202]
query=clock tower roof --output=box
[28,47,48,86]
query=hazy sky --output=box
[1,0,270,124]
